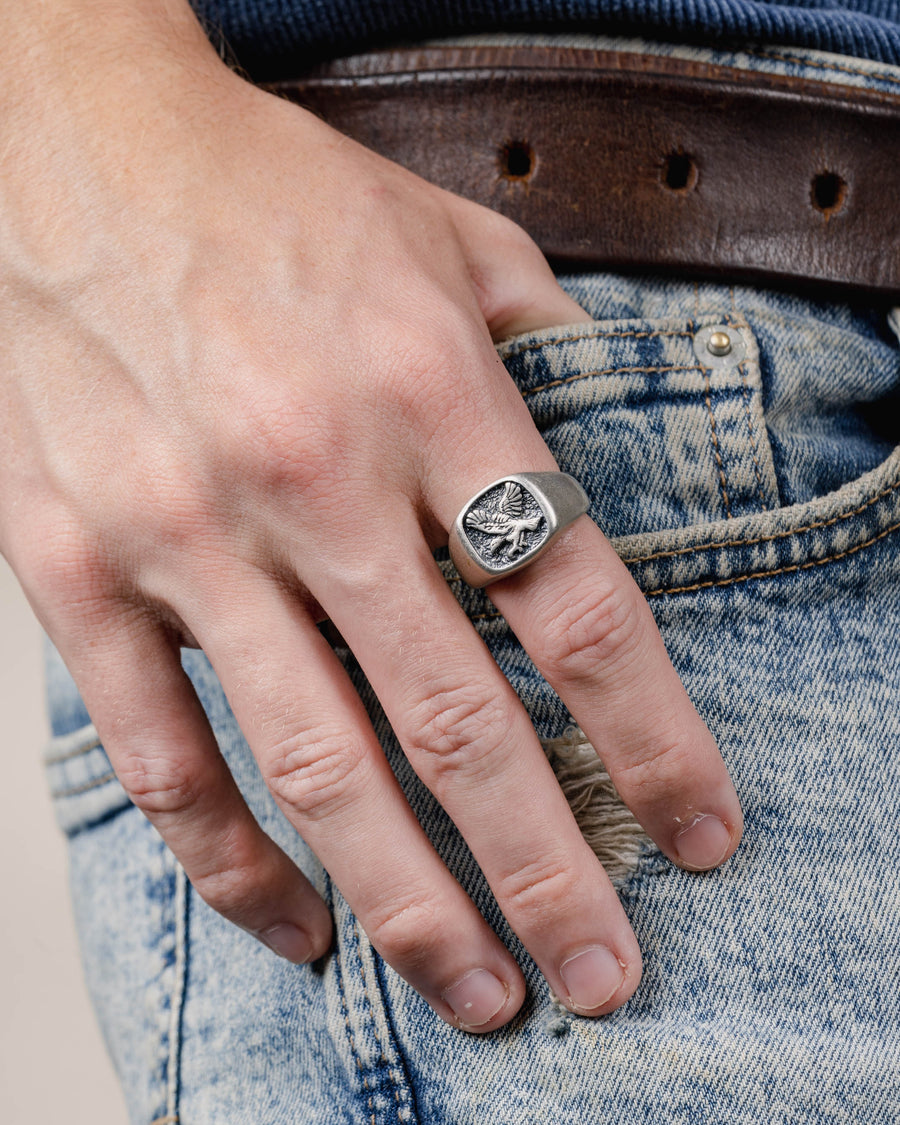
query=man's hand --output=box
[0,0,742,1030]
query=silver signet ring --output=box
[448,472,590,588]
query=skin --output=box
[0,0,742,1032]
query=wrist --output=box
[0,0,221,90]
[0,0,231,166]
[0,0,244,271]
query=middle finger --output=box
[312,527,643,1016]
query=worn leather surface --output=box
[273,45,900,297]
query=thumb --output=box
[442,189,593,340]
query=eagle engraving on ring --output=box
[464,481,544,559]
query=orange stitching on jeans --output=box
[521,363,700,398]
[645,518,900,596]
[50,770,118,799]
[623,478,900,563]
[737,360,769,509]
[44,735,101,765]
[469,608,504,622]
[501,327,694,359]
[703,368,733,518]
[150,1117,179,1124]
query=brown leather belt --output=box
[272,45,900,298]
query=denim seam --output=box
[467,608,505,622]
[702,368,734,519]
[737,358,769,509]
[644,516,900,596]
[334,926,378,1125]
[750,48,900,90]
[50,769,118,799]
[351,920,409,1124]
[162,863,188,1125]
[44,735,102,764]
[724,302,771,511]
[622,478,900,563]
[501,326,694,358]
[521,362,700,397]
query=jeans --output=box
[44,38,900,1125]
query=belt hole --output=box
[499,140,534,180]
[661,151,697,193]
[811,171,847,216]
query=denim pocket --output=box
[446,313,784,726]
[44,718,130,837]
[43,642,131,836]
[448,308,900,637]
[619,444,900,600]
[440,310,900,873]
[498,316,780,539]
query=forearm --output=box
[0,0,228,238]
[0,0,217,93]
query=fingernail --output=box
[559,945,624,1012]
[674,813,732,869]
[260,923,314,963]
[442,969,509,1028]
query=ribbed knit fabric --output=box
[191,0,900,78]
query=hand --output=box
[0,0,742,1031]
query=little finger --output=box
[51,607,333,962]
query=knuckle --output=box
[21,521,114,611]
[263,726,368,819]
[365,306,491,426]
[371,333,457,421]
[455,195,537,255]
[365,896,444,969]
[406,682,512,774]
[224,395,345,502]
[613,732,698,802]
[317,552,405,609]
[541,580,646,682]
[190,853,273,922]
[117,755,201,818]
[496,856,582,927]
[488,210,544,261]
[74,438,213,556]
[131,462,212,545]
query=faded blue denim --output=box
[44,39,900,1125]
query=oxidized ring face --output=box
[449,472,589,588]
[460,479,549,571]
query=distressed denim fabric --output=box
[43,39,900,1125]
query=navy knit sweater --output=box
[191,0,900,78]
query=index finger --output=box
[487,515,744,871]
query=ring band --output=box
[449,472,590,588]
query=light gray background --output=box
[1,557,127,1123]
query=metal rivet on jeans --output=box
[693,324,747,369]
